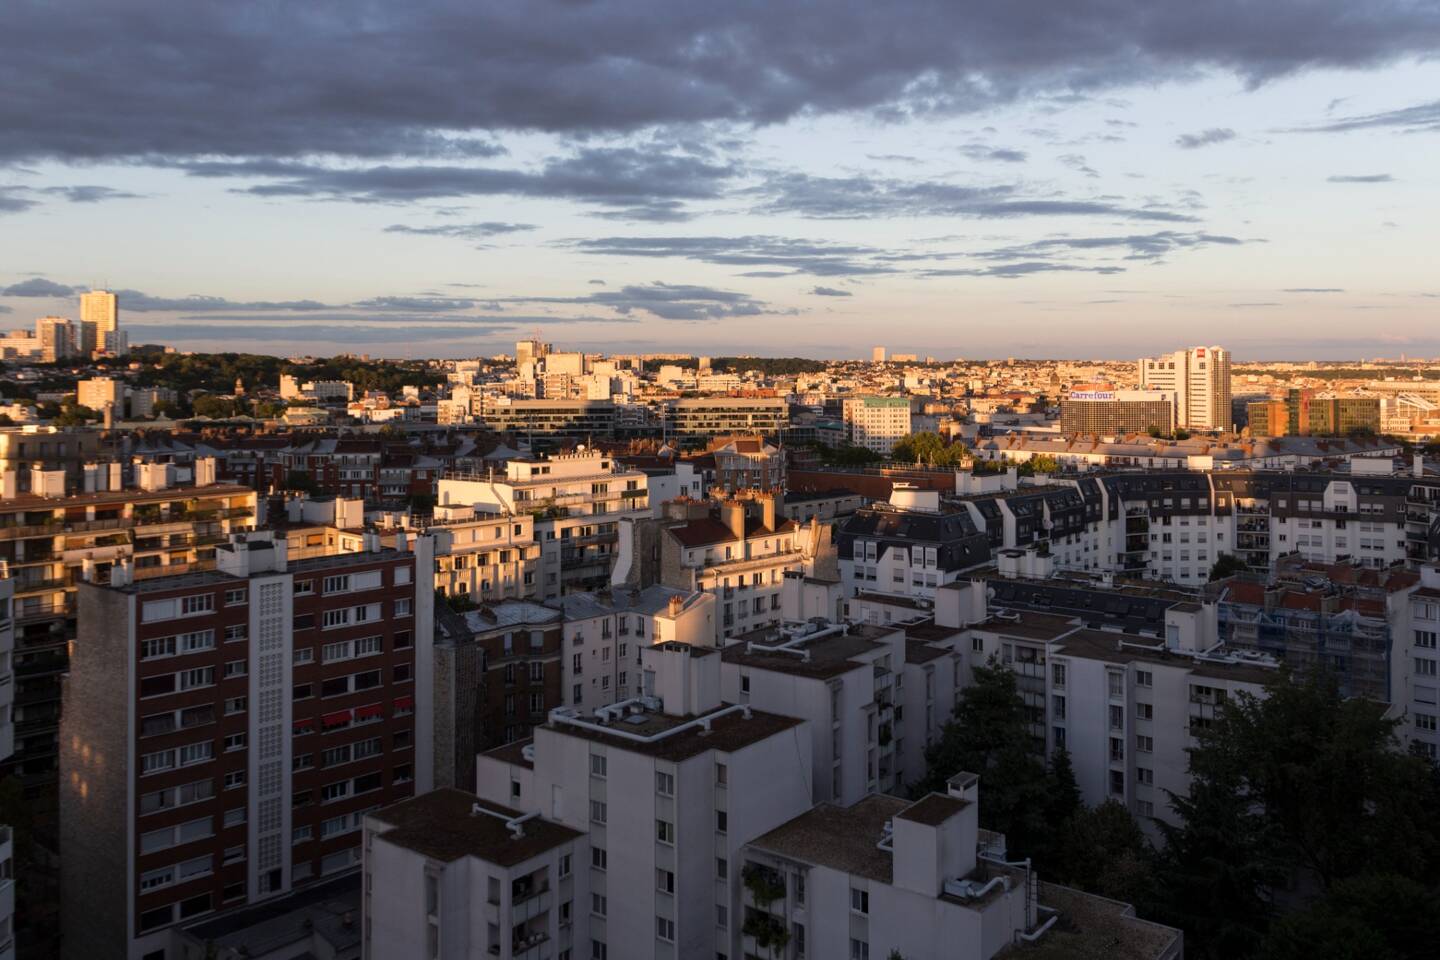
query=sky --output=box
[2,1,1439,361]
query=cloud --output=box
[921,261,1127,278]
[2,278,78,297]
[498,282,780,321]
[6,3,1439,164]
[562,234,898,277]
[113,290,335,312]
[168,145,737,222]
[1305,99,1440,134]
[970,230,1244,262]
[0,304,12,314]
[0,188,40,215]
[753,172,1199,221]
[1058,153,1099,177]
[1282,287,1345,293]
[1228,302,1281,308]
[38,185,144,203]
[1326,173,1393,183]
[350,296,478,312]
[384,221,536,240]
[810,286,852,297]
[1175,128,1236,149]
[959,144,1028,163]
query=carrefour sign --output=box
[1068,390,1116,402]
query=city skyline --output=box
[3,2,1440,360]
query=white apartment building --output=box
[837,486,991,602]
[438,450,651,600]
[429,507,543,604]
[475,642,814,960]
[1138,346,1232,432]
[362,788,588,960]
[558,587,715,711]
[719,618,962,804]
[77,376,125,413]
[842,396,911,454]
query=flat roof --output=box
[370,788,582,867]
[1002,882,1182,960]
[749,794,909,883]
[544,704,803,762]
[895,793,970,826]
[1054,629,1279,685]
[722,624,893,679]
[974,610,1082,642]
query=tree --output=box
[283,470,319,494]
[891,432,968,467]
[1258,874,1440,960]
[1056,801,1154,905]
[913,660,1051,859]
[252,400,287,418]
[1150,669,1440,959]
[192,394,239,419]
[1017,453,1060,475]
[822,443,884,467]
[1208,553,1248,581]
[53,401,99,426]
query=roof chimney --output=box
[720,500,745,540]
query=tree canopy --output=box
[891,432,968,467]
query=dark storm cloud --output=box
[169,147,736,218]
[498,282,778,321]
[1306,99,1440,133]
[1,278,79,297]
[753,172,1199,221]
[811,286,853,297]
[1175,128,1237,148]
[1326,173,1394,183]
[562,235,898,277]
[384,222,537,239]
[4,2,1438,163]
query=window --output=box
[294,647,314,665]
[179,667,215,691]
[715,762,728,786]
[1136,669,1153,687]
[559,854,571,878]
[591,847,607,871]
[590,754,607,778]
[141,636,176,660]
[1136,703,1153,721]
[1137,767,1154,785]
[224,659,247,678]
[716,857,728,879]
[590,800,607,824]
[224,732,246,752]
[181,594,215,615]
[224,624,247,643]
[395,598,412,617]
[656,917,675,943]
[656,819,674,844]
[294,579,314,595]
[656,771,674,796]
[716,810,727,834]
[323,574,351,594]
[850,938,870,960]
[1418,658,1438,677]
[179,741,213,767]
[656,868,674,893]
[591,893,607,917]
[225,588,247,606]
[224,807,245,827]
[850,887,869,915]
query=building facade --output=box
[1138,346,1232,432]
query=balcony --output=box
[510,930,550,960]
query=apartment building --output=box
[639,495,805,643]
[363,788,587,960]
[558,586,714,711]
[432,599,565,790]
[836,486,990,603]
[1405,565,1440,759]
[35,317,76,363]
[80,289,120,356]
[720,618,962,803]
[709,436,784,493]
[744,773,1182,960]
[664,397,789,444]
[1138,345,1232,431]
[77,376,125,414]
[59,533,434,960]
[477,398,619,443]
[428,506,542,604]
[842,396,911,454]
[0,579,13,959]
[438,450,651,600]
[473,642,813,960]
[2,461,257,782]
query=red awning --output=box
[393,696,414,712]
[321,709,353,728]
[293,718,313,731]
[355,703,384,720]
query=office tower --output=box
[1060,386,1176,435]
[81,289,119,355]
[872,346,886,363]
[34,316,75,362]
[60,534,434,960]
[1138,346,1232,431]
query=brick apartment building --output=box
[59,532,434,960]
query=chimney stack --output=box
[720,500,746,540]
